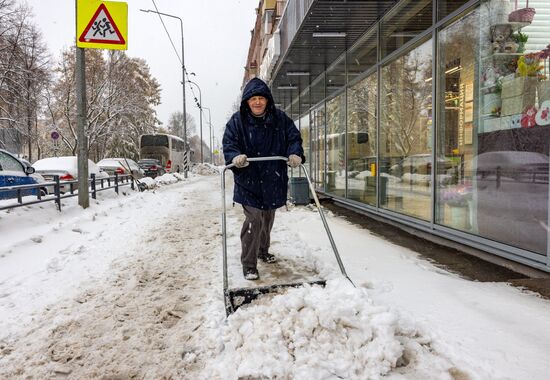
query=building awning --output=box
[269,0,398,110]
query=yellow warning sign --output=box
[77,0,127,50]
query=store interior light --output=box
[445,65,462,75]
[312,32,347,38]
[423,66,461,83]
[286,71,310,76]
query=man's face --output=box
[247,96,268,116]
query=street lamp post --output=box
[140,9,188,178]
[187,79,203,163]
[202,106,213,164]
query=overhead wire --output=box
[151,0,182,65]
[150,0,202,122]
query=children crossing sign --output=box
[77,0,127,50]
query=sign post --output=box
[51,130,60,157]
[77,1,128,50]
[75,0,127,209]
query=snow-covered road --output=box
[1,167,550,379]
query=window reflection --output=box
[436,1,549,255]
[300,113,310,178]
[474,0,549,254]
[311,105,326,189]
[326,54,346,98]
[347,73,377,205]
[438,0,471,20]
[381,0,433,58]
[326,94,346,196]
[380,39,433,220]
[347,28,377,78]
[295,0,549,259]
[436,8,479,233]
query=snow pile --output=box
[172,172,186,180]
[192,163,220,176]
[213,279,443,379]
[154,173,179,185]
[138,176,157,189]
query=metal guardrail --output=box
[0,173,135,212]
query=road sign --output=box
[51,131,60,140]
[77,1,128,50]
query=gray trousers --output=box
[240,205,276,270]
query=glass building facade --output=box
[273,0,550,272]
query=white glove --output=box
[288,154,302,168]
[232,154,249,168]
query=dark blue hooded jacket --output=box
[223,77,304,210]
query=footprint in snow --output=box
[46,258,63,273]
[73,245,86,255]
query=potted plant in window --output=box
[510,31,528,53]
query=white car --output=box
[32,156,108,193]
[97,158,145,179]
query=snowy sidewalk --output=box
[1,169,550,379]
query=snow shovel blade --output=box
[225,280,326,315]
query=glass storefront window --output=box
[381,0,433,58]
[300,112,310,177]
[310,73,325,107]
[380,39,433,220]
[311,104,326,190]
[326,53,347,98]
[438,0,471,21]
[436,7,479,234]
[347,73,377,206]
[471,0,549,255]
[282,0,549,265]
[300,87,311,116]
[347,28,377,79]
[290,95,300,121]
[326,93,346,196]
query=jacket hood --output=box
[240,77,276,116]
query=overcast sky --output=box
[22,0,257,148]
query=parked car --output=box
[389,154,455,185]
[97,158,145,179]
[0,149,45,200]
[138,158,165,178]
[475,150,549,254]
[32,156,108,193]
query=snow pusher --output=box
[221,156,354,316]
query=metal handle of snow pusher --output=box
[221,156,354,292]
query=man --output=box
[223,77,304,280]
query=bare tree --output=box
[167,111,196,138]
[0,1,50,158]
[50,48,161,161]
[380,44,433,158]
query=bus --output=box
[319,130,371,170]
[139,133,189,173]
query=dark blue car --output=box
[0,149,40,200]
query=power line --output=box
[149,1,201,123]
[151,0,182,64]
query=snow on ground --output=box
[1,164,550,379]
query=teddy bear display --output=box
[490,24,513,54]
[503,40,519,53]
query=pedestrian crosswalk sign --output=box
[77,1,128,50]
